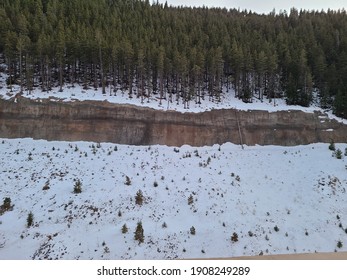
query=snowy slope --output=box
[1,76,346,124]
[0,138,346,260]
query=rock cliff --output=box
[1,97,346,146]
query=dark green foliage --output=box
[121,224,128,234]
[73,179,82,194]
[27,212,34,227]
[274,225,280,232]
[329,141,336,151]
[335,149,343,159]
[0,1,347,116]
[337,240,343,249]
[134,222,144,244]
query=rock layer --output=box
[1,97,346,146]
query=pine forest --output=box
[1,0,347,117]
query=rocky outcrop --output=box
[0,97,346,146]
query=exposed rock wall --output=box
[0,97,346,146]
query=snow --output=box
[1,138,346,260]
[1,76,347,125]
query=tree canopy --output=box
[1,0,347,116]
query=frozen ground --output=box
[0,138,346,260]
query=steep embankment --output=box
[0,97,346,146]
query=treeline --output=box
[0,0,347,116]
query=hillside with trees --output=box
[1,0,347,117]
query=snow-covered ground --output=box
[0,82,316,113]
[1,74,346,123]
[0,138,346,260]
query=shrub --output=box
[190,226,196,235]
[188,194,194,205]
[335,149,343,159]
[122,224,128,234]
[27,212,34,227]
[125,176,131,186]
[337,240,343,249]
[329,141,336,151]
[134,222,144,244]
[162,222,167,228]
[2,197,11,210]
[135,190,144,205]
[274,225,279,232]
[153,181,158,187]
[42,181,50,191]
[231,232,238,242]
[73,179,82,194]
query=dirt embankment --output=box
[0,97,346,146]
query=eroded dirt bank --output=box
[0,97,346,146]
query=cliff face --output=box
[0,97,346,146]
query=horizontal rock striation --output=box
[1,97,346,146]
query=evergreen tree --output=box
[134,221,144,244]
[0,0,346,117]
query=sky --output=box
[157,0,347,14]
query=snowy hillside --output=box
[0,138,346,260]
[1,79,346,126]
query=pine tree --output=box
[73,179,82,194]
[121,223,128,234]
[0,1,346,117]
[27,211,34,227]
[135,190,144,205]
[134,221,144,244]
